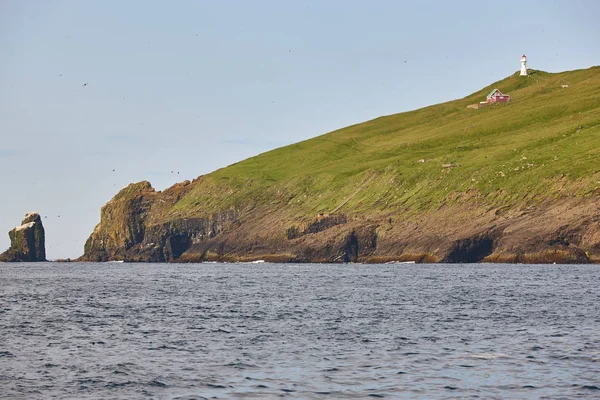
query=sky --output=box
[1,0,599,259]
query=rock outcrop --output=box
[79,179,600,264]
[80,181,238,262]
[0,212,46,262]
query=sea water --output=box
[1,262,599,399]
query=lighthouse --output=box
[520,54,528,76]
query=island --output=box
[79,67,600,264]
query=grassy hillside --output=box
[83,66,600,263]
[161,67,600,224]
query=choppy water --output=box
[1,262,599,399]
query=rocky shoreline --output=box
[77,182,599,264]
[2,187,596,265]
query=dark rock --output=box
[341,232,359,263]
[305,214,347,235]
[286,214,348,240]
[0,212,46,262]
[286,226,302,240]
[444,234,495,263]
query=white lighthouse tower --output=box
[520,54,528,76]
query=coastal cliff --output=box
[0,212,46,262]
[81,181,237,262]
[80,67,600,263]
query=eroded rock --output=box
[80,180,238,262]
[0,212,46,262]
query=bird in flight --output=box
[82,83,88,87]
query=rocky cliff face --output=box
[0,212,46,262]
[79,179,600,264]
[82,181,156,261]
[80,181,238,262]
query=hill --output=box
[81,67,600,263]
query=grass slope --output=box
[162,67,600,223]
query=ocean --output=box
[1,262,599,399]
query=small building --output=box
[486,88,510,104]
[466,88,511,109]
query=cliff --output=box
[80,67,600,263]
[0,212,46,262]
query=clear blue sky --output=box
[1,0,599,259]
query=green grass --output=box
[165,67,600,222]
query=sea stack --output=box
[0,212,46,262]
